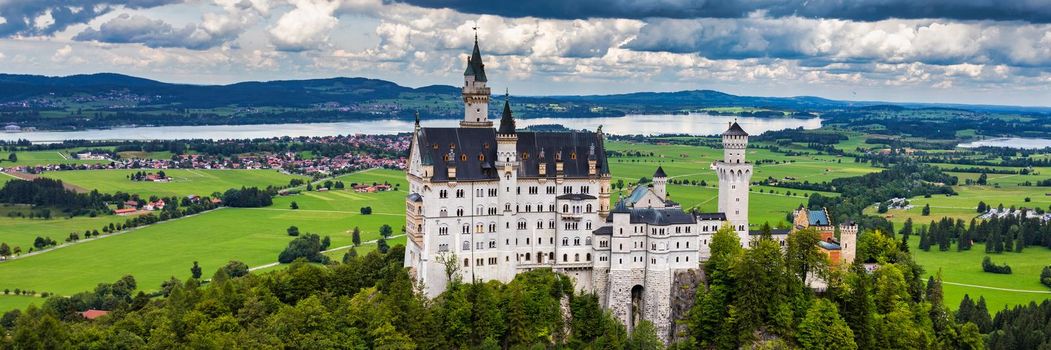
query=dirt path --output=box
[942,281,1051,294]
[248,234,406,272]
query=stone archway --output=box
[630,284,645,330]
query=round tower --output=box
[715,121,753,244]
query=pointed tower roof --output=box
[498,89,516,134]
[463,34,487,82]
[723,121,748,136]
[653,166,667,178]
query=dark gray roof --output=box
[653,166,667,178]
[498,98,515,135]
[556,193,597,200]
[415,127,609,182]
[609,207,697,226]
[695,212,727,221]
[463,38,487,82]
[593,226,613,235]
[407,193,422,202]
[612,200,630,214]
[723,122,748,137]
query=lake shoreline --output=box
[1,114,822,143]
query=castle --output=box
[403,36,856,342]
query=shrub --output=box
[983,256,1012,274]
[277,234,330,264]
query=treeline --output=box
[917,215,1051,253]
[0,227,995,349]
[808,161,957,231]
[0,178,108,214]
[221,187,273,207]
[753,127,848,145]
[0,247,661,349]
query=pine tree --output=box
[798,299,857,350]
[190,261,202,279]
[922,204,931,216]
[352,227,361,246]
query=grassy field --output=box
[0,149,110,168]
[0,169,406,304]
[0,209,141,254]
[0,295,41,314]
[908,237,1051,313]
[39,169,308,198]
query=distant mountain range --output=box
[0,73,1047,130]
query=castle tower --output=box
[716,121,752,245]
[652,166,667,201]
[496,92,519,281]
[461,33,492,128]
[839,222,859,264]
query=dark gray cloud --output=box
[393,0,1051,23]
[0,0,182,37]
[74,13,233,50]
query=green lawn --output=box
[0,169,406,306]
[39,169,308,198]
[0,209,140,254]
[908,237,1051,313]
[0,295,41,313]
[0,149,110,168]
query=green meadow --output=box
[0,169,406,303]
[0,209,141,254]
[39,169,308,197]
[0,149,110,168]
[908,238,1051,313]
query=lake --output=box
[0,114,821,142]
[958,137,1051,150]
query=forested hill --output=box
[1,73,1048,130]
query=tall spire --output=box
[498,89,516,135]
[463,28,487,82]
[414,110,420,128]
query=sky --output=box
[1,0,1050,106]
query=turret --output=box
[461,33,492,128]
[722,121,748,164]
[652,166,667,201]
[496,91,518,167]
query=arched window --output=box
[463,258,469,266]
[586,253,592,261]
[574,253,580,262]
[586,204,592,212]
[563,204,569,213]
[563,254,568,262]
[462,241,469,250]
[525,252,531,261]
[586,236,592,245]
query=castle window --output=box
[586,253,592,261]
[461,154,468,162]
[483,143,490,149]
[574,254,580,262]
[563,254,568,262]
[464,258,469,267]
[570,152,577,160]
[478,154,485,161]
[463,241,470,250]
[432,144,439,150]
[522,152,529,160]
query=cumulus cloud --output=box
[74,13,238,50]
[267,0,342,51]
[626,17,1051,68]
[0,0,182,37]
[396,0,1051,23]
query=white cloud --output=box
[267,0,341,51]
